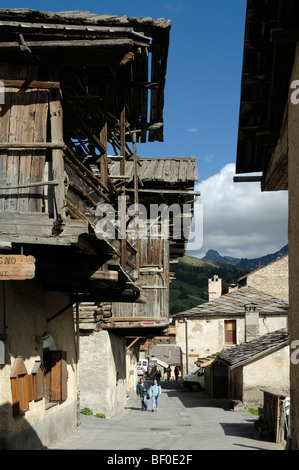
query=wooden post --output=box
[49,89,66,219]
[120,107,126,270]
[133,132,140,275]
[100,122,108,190]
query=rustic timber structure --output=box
[0,9,199,447]
[234,0,299,449]
[94,156,199,335]
[0,9,172,304]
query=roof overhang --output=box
[235,0,299,191]
[0,8,171,143]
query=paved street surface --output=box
[49,381,283,451]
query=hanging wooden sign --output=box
[0,255,36,280]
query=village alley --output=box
[48,381,283,452]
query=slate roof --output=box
[149,344,181,365]
[108,157,199,184]
[217,328,289,369]
[173,286,289,318]
[0,9,171,30]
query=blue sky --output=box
[2,1,288,258]
[3,0,247,181]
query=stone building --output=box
[233,0,299,448]
[238,256,289,303]
[203,329,289,404]
[175,286,288,375]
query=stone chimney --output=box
[208,275,222,301]
[244,303,259,342]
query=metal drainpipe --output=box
[75,297,80,427]
[185,319,188,375]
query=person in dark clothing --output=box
[155,370,162,383]
[136,378,149,411]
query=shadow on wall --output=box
[0,402,47,450]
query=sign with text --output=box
[0,255,36,280]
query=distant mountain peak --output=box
[202,245,288,271]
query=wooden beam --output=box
[126,188,201,196]
[126,336,142,350]
[271,28,299,44]
[89,270,118,281]
[0,142,66,149]
[120,107,127,271]
[0,180,58,190]
[0,39,134,49]
[0,79,60,89]
[0,212,89,246]
[102,317,168,322]
[233,176,262,183]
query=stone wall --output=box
[242,346,290,405]
[79,329,127,419]
[0,280,77,449]
[242,256,289,302]
[176,314,288,374]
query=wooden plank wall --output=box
[111,227,169,320]
[0,64,61,214]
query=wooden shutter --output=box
[31,361,46,401]
[49,351,68,402]
[224,320,236,344]
[10,356,29,416]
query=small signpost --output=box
[0,255,36,280]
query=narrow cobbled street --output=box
[49,381,283,451]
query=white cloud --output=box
[187,127,198,134]
[187,163,288,259]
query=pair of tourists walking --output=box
[136,378,162,412]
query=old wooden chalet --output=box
[0,9,199,449]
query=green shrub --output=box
[95,413,106,419]
[248,408,259,416]
[80,408,93,415]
